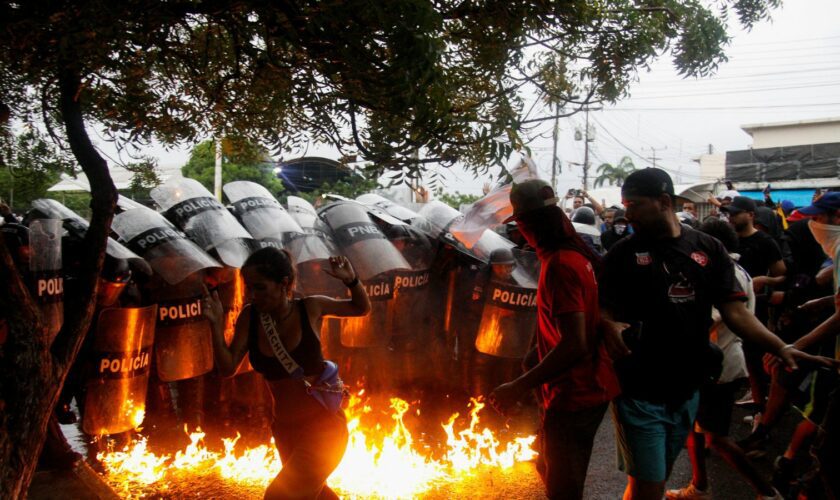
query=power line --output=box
[607,102,840,111]
[626,81,840,100]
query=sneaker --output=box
[665,484,711,499]
[736,390,756,406]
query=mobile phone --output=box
[567,188,576,197]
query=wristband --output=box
[344,277,359,288]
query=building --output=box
[726,117,840,207]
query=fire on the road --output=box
[98,393,537,498]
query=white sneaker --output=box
[665,484,711,499]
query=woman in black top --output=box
[204,247,370,499]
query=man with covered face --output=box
[777,192,840,498]
[489,178,619,500]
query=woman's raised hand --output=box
[325,255,357,285]
[202,283,225,326]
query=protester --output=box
[666,218,782,500]
[599,168,825,500]
[722,196,786,426]
[681,201,698,219]
[489,178,619,500]
[771,192,840,498]
[601,209,630,251]
[204,248,370,499]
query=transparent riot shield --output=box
[28,219,63,343]
[339,273,395,348]
[319,200,410,281]
[356,194,421,223]
[31,198,150,274]
[151,178,254,268]
[224,181,302,247]
[82,304,157,435]
[285,196,343,297]
[113,206,221,285]
[474,249,539,358]
[148,273,214,382]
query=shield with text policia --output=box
[474,248,539,359]
[82,304,157,435]
[113,206,220,382]
[319,200,411,348]
[152,177,255,268]
[285,196,348,298]
[26,218,64,344]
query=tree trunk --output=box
[0,66,116,497]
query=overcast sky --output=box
[436,0,840,195]
[93,0,840,197]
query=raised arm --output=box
[308,256,371,319]
[203,285,249,377]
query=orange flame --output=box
[98,393,537,498]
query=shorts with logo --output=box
[612,392,700,482]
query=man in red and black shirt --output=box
[490,178,620,500]
[600,168,826,500]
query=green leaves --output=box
[0,0,779,181]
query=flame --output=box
[98,392,536,498]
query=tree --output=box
[181,138,284,199]
[0,1,780,495]
[292,175,380,206]
[0,128,75,212]
[594,156,637,188]
[435,190,482,210]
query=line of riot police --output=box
[0,179,540,469]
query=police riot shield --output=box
[388,225,434,337]
[112,206,221,285]
[474,249,539,358]
[28,219,63,343]
[147,272,215,382]
[338,273,396,347]
[415,200,463,240]
[319,200,410,281]
[151,178,254,268]
[82,304,157,435]
[286,196,345,297]
[356,194,421,223]
[224,181,302,248]
[30,199,151,275]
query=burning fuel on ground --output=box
[96,392,540,499]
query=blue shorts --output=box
[612,392,700,482]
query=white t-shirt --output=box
[711,256,753,384]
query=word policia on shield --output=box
[18,185,541,498]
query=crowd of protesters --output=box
[490,169,840,500]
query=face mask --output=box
[614,224,627,235]
[808,219,840,258]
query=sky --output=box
[93,0,840,198]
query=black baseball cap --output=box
[720,196,757,215]
[621,168,686,202]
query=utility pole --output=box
[645,145,667,169]
[551,107,560,193]
[580,106,601,190]
[214,136,223,201]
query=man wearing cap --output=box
[489,178,619,500]
[602,209,630,251]
[779,191,840,498]
[721,195,786,425]
[599,168,825,500]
